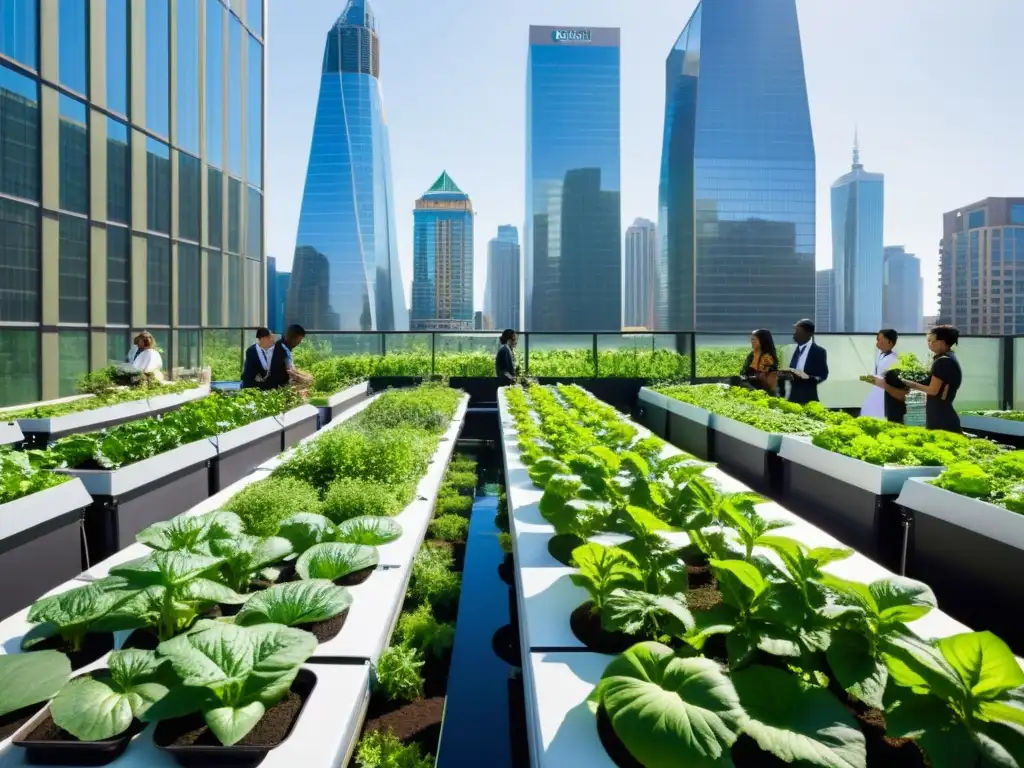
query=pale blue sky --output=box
[266,0,1023,317]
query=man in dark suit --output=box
[785,319,829,404]
[263,325,309,390]
[240,328,275,389]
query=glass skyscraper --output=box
[831,138,884,332]
[657,0,815,332]
[0,0,266,406]
[525,26,621,332]
[410,172,475,331]
[485,225,521,331]
[286,0,406,333]
[883,246,923,333]
[624,218,658,330]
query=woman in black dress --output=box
[902,325,962,433]
[740,329,779,395]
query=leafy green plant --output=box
[931,450,1024,512]
[50,649,173,741]
[321,477,411,523]
[136,510,244,553]
[429,514,469,542]
[23,580,137,652]
[1,378,200,421]
[603,589,694,641]
[233,580,352,628]
[358,384,462,433]
[295,542,379,582]
[449,455,477,473]
[143,620,317,746]
[445,470,476,492]
[0,447,69,504]
[498,531,513,554]
[336,515,404,546]
[812,419,1004,467]
[209,534,293,592]
[656,384,830,435]
[374,644,425,702]
[0,650,71,717]
[223,476,322,537]
[355,728,435,768]
[278,512,401,553]
[395,603,455,659]
[409,547,461,610]
[569,542,641,615]
[437,491,472,517]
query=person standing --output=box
[784,319,829,404]
[241,328,276,389]
[903,325,962,433]
[740,329,779,395]
[495,329,518,385]
[859,329,900,419]
[129,332,164,381]
[261,324,312,391]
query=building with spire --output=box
[830,132,884,332]
[410,172,475,331]
[286,0,408,334]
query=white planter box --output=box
[519,568,586,652]
[779,434,943,495]
[637,387,670,412]
[712,413,784,452]
[962,414,1024,438]
[0,394,92,417]
[662,395,712,426]
[275,404,319,430]
[16,399,153,438]
[898,478,1024,551]
[324,381,370,409]
[310,566,408,663]
[213,414,282,455]
[64,438,216,497]
[0,479,90,544]
[0,422,24,446]
[0,662,371,768]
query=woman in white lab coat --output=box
[859,329,899,418]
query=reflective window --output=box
[227,14,242,176]
[146,137,171,233]
[227,176,240,252]
[145,0,170,136]
[58,0,87,94]
[146,236,171,325]
[206,249,223,324]
[207,167,223,247]
[58,331,89,396]
[1011,204,1024,226]
[178,243,201,325]
[0,0,37,70]
[0,197,39,321]
[0,64,39,201]
[105,0,129,114]
[58,214,88,323]
[227,252,242,324]
[968,209,987,230]
[106,116,130,224]
[244,256,261,326]
[175,0,200,155]
[106,329,129,364]
[58,93,88,214]
[246,0,263,38]
[176,329,201,369]
[246,33,262,185]
[106,225,130,325]
[245,184,261,261]
[178,152,200,241]
[205,0,224,168]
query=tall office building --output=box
[815,269,834,333]
[624,218,657,330]
[410,172,474,331]
[0,0,266,406]
[831,135,884,332]
[485,226,520,331]
[938,198,1024,334]
[525,26,621,331]
[266,256,289,334]
[883,246,923,333]
[286,0,407,334]
[657,0,815,333]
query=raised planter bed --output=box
[643,388,714,460]
[314,381,370,426]
[709,412,785,494]
[276,404,319,450]
[68,439,217,566]
[897,478,1024,653]
[210,416,284,492]
[779,435,943,568]
[0,421,24,446]
[961,414,1024,448]
[0,482,91,635]
[634,387,670,439]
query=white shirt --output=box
[256,345,272,373]
[861,350,897,418]
[132,349,164,380]
[792,342,811,372]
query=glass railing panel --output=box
[301,333,383,391]
[58,330,90,397]
[202,329,244,381]
[292,332,342,371]
[106,329,131,365]
[954,336,1001,410]
[694,334,762,379]
[525,334,595,377]
[595,333,690,379]
[814,333,899,409]
[434,333,500,377]
[379,333,432,376]
[174,329,202,374]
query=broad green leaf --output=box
[882,633,964,700]
[23,580,137,648]
[623,504,675,533]
[884,687,955,739]
[685,604,736,648]
[597,641,746,768]
[204,702,266,747]
[871,577,937,624]
[278,513,338,554]
[709,559,768,604]
[972,717,1024,768]
[235,580,352,628]
[733,665,866,768]
[916,721,978,768]
[570,543,641,609]
[296,542,379,582]
[936,631,1024,701]
[979,688,1024,728]
[827,629,888,710]
[184,578,248,605]
[807,546,854,568]
[336,516,403,546]
[210,535,294,590]
[111,551,226,587]
[0,651,71,717]
[604,589,694,638]
[136,511,243,552]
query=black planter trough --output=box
[961,414,1024,449]
[277,404,320,450]
[368,376,423,393]
[640,389,713,460]
[0,478,93,617]
[69,439,216,566]
[210,416,284,492]
[897,478,1024,654]
[313,381,370,427]
[778,435,943,568]
[708,414,786,495]
[634,388,670,439]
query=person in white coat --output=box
[129,331,164,382]
[859,328,899,419]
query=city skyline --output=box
[624,218,657,330]
[266,1,1024,321]
[883,246,924,333]
[485,226,521,331]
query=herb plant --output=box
[374,644,425,702]
[0,448,69,504]
[224,476,323,537]
[321,477,411,523]
[395,603,455,659]
[428,514,469,542]
[355,728,435,768]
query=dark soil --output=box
[596,705,644,768]
[22,714,143,744]
[569,602,639,655]
[154,670,315,749]
[27,632,113,671]
[296,608,348,643]
[0,703,44,742]
[548,533,584,566]
[686,563,722,612]
[335,565,376,586]
[491,624,522,667]
[362,653,451,754]
[428,540,467,572]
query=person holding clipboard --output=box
[241,327,276,389]
[779,318,829,404]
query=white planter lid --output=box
[0,478,92,543]
[637,387,670,411]
[18,398,154,436]
[65,438,216,497]
[324,380,370,407]
[213,415,282,455]
[662,395,713,426]
[962,414,1024,438]
[0,393,92,417]
[519,568,587,651]
[146,385,210,413]
[310,566,408,663]
[897,477,1024,551]
[711,413,784,451]
[0,422,24,446]
[274,404,319,430]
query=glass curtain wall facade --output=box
[883,246,923,333]
[525,26,621,332]
[657,0,815,333]
[0,0,266,406]
[624,217,658,330]
[286,0,407,333]
[485,225,521,331]
[410,172,474,331]
[815,268,834,333]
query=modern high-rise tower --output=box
[831,134,884,332]
[410,172,475,331]
[286,0,407,333]
[624,218,658,330]
[883,247,923,333]
[485,226,521,331]
[525,26,621,331]
[657,0,815,332]
[815,269,834,333]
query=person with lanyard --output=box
[240,328,276,389]
[859,328,901,419]
[902,325,963,433]
[495,329,518,385]
[782,318,829,404]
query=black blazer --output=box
[263,340,292,389]
[495,345,516,381]
[786,342,829,404]
[241,345,267,389]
